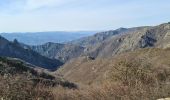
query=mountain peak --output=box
[116,27,127,32]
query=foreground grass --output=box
[0,57,76,100]
[51,57,170,100]
[51,48,170,100]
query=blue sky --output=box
[0,0,170,32]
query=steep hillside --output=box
[0,36,63,70]
[29,42,85,62]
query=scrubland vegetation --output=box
[52,48,170,100]
[1,48,170,100]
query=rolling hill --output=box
[54,48,170,100]
[56,48,170,84]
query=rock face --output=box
[0,36,63,70]
[79,23,170,58]
[26,23,170,63]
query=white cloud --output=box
[24,0,74,10]
[0,0,76,12]
[0,0,170,32]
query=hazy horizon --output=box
[0,0,170,32]
[0,30,98,34]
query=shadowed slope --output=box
[0,36,63,70]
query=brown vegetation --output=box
[53,48,170,100]
[1,48,170,100]
[0,57,76,100]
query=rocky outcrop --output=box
[80,23,170,58]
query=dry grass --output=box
[0,75,54,100]
[51,83,170,100]
[0,57,76,100]
[52,48,170,100]
[51,57,170,100]
[1,48,170,100]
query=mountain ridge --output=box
[27,22,170,62]
[81,23,170,58]
[0,36,63,70]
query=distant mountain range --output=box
[1,22,170,70]
[25,23,170,63]
[1,31,95,45]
